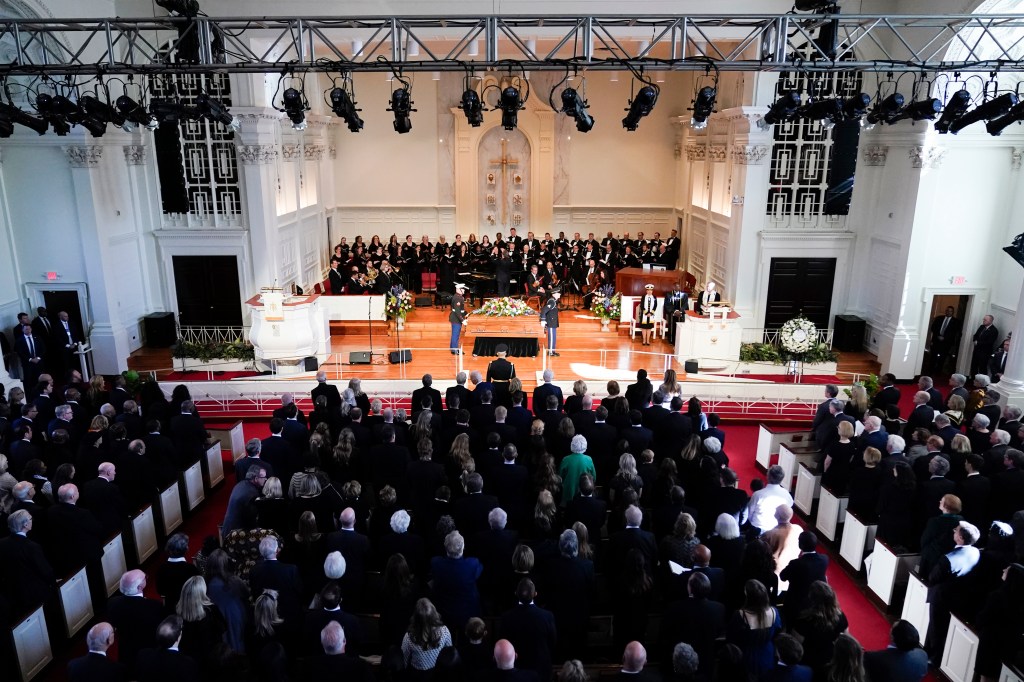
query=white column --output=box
[994,280,1024,404]
[234,109,283,291]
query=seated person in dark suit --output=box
[135,616,200,682]
[68,622,126,682]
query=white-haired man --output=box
[250,534,303,621]
[532,368,563,416]
[68,622,123,682]
[106,569,164,673]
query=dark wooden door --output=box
[764,258,836,330]
[41,290,85,336]
[172,256,243,327]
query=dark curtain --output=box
[472,337,538,358]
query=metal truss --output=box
[3,13,1024,77]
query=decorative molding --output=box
[861,145,889,167]
[303,144,326,161]
[236,144,278,165]
[329,144,337,160]
[62,145,103,168]
[707,145,727,162]
[122,145,147,166]
[685,145,706,162]
[1013,147,1024,171]
[908,145,947,169]
[730,144,769,166]
[281,144,301,162]
[236,112,283,122]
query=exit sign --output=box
[950,275,967,285]
[45,272,60,281]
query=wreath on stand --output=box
[779,316,818,379]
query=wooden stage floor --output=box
[129,307,881,392]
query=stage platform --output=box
[132,307,881,422]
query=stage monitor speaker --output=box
[415,295,433,307]
[684,359,699,374]
[304,356,318,372]
[349,351,372,365]
[144,312,176,348]
[389,350,412,364]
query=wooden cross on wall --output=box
[490,137,519,228]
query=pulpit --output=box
[675,308,742,362]
[247,290,330,374]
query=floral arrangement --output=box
[385,285,414,320]
[779,316,818,354]
[472,297,537,317]
[591,285,621,321]
[172,338,255,362]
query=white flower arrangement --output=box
[472,297,538,317]
[779,316,818,354]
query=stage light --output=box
[560,87,594,133]
[622,84,659,131]
[196,93,240,131]
[795,0,837,10]
[756,91,801,130]
[498,85,523,130]
[948,92,1018,134]
[1005,232,1024,269]
[154,0,199,17]
[890,97,942,124]
[864,92,904,129]
[690,85,716,130]
[934,89,972,134]
[986,100,1024,136]
[149,97,197,125]
[841,93,872,121]
[460,88,484,127]
[799,97,843,129]
[80,94,129,136]
[282,87,308,130]
[0,117,12,138]
[36,93,74,136]
[388,86,414,133]
[329,87,364,132]
[115,95,159,131]
[0,102,47,135]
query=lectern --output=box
[247,290,330,374]
[675,308,742,362]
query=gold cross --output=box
[489,137,519,228]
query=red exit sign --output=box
[950,276,967,285]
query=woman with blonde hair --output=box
[844,384,869,421]
[609,453,643,504]
[602,380,624,412]
[559,659,589,682]
[252,588,286,651]
[572,521,594,561]
[401,597,453,671]
[659,368,681,398]
[826,633,866,682]
[447,433,475,483]
[533,453,562,500]
[254,476,289,538]
[177,575,228,665]
[565,380,589,415]
[945,393,967,428]
[532,489,560,540]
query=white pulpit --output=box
[247,291,330,374]
[675,309,743,362]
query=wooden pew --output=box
[58,566,94,637]
[815,486,848,542]
[793,463,821,516]
[10,605,52,682]
[202,440,225,489]
[940,614,980,682]
[181,460,205,511]
[900,570,930,644]
[866,538,919,610]
[838,510,876,572]
[131,505,159,564]
[208,421,246,462]
[158,481,184,536]
[100,533,127,597]
[755,424,815,470]
[777,443,818,492]
[1000,663,1024,682]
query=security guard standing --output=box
[486,343,517,407]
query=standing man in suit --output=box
[989,338,1011,381]
[663,280,689,345]
[499,579,557,682]
[311,371,342,412]
[0,509,55,614]
[325,508,372,609]
[928,306,962,374]
[450,283,468,355]
[863,620,929,682]
[328,258,345,294]
[54,310,83,376]
[411,374,444,418]
[169,400,206,468]
[135,616,200,682]
[249,536,304,622]
[16,323,45,387]
[778,532,829,622]
[532,369,564,417]
[43,483,104,578]
[68,623,125,682]
[971,314,1000,377]
[487,344,516,408]
[871,374,902,413]
[904,391,937,437]
[609,506,657,580]
[105,570,164,674]
[624,369,653,412]
[541,291,560,357]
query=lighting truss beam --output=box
[1,14,1024,75]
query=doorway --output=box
[923,294,971,377]
[172,256,243,327]
[764,258,837,330]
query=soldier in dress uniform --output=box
[542,292,561,357]
[450,283,468,355]
[487,344,517,407]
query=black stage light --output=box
[934,89,971,134]
[690,85,716,130]
[841,93,872,121]
[154,0,199,16]
[36,93,73,135]
[460,88,484,127]
[0,102,48,135]
[115,95,159,130]
[948,92,1018,134]
[795,0,837,10]
[282,87,308,130]
[149,97,197,125]
[1004,232,1024,269]
[196,93,240,131]
[799,97,843,129]
[986,100,1024,136]
[756,91,801,130]
[560,87,594,133]
[889,97,942,124]
[388,86,414,134]
[498,86,522,130]
[0,117,13,138]
[864,92,904,128]
[622,84,659,131]
[330,87,364,132]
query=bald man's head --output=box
[693,544,710,567]
[339,507,356,529]
[494,639,516,670]
[622,642,647,672]
[86,622,115,653]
